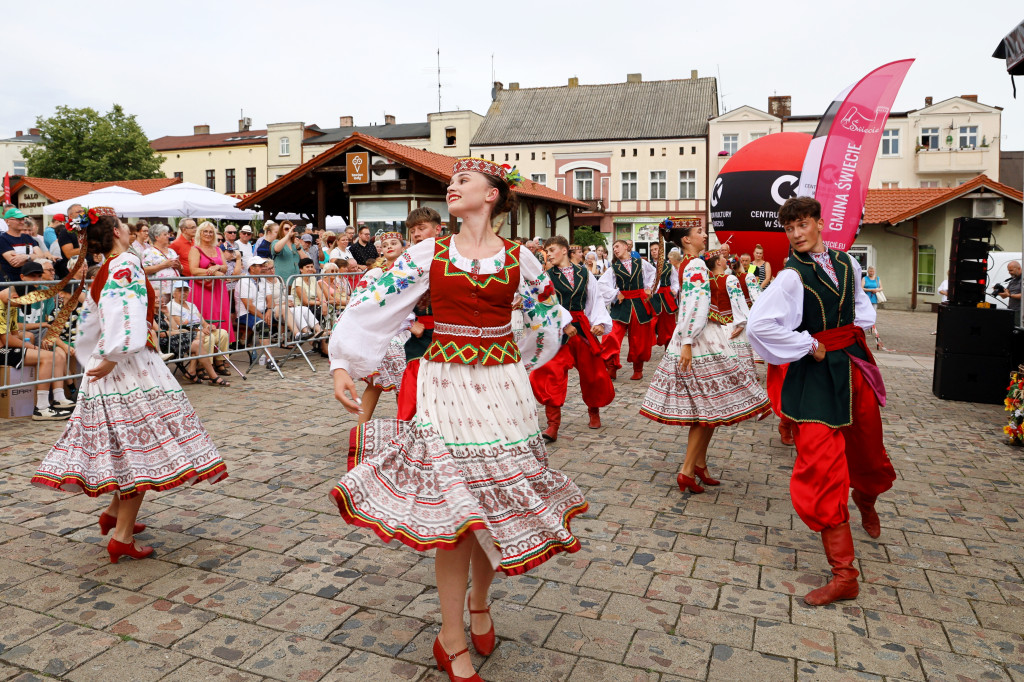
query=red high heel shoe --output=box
[694,465,721,486]
[432,637,484,682]
[98,512,146,536]
[107,538,154,564]
[467,595,495,656]
[676,473,704,494]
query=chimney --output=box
[194,124,210,135]
[491,81,503,100]
[15,131,22,138]
[339,116,354,127]
[690,69,698,81]
[509,82,519,90]
[924,96,933,106]
[28,128,40,136]
[627,73,642,83]
[384,114,396,125]
[568,77,579,88]
[961,94,978,102]
[238,119,249,132]
[768,95,792,119]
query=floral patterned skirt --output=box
[331,360,587,576]
[640,321,770,427]
[363,332,409,392]
[727,324,760,384]
[32,350,227,499]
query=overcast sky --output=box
[6,1,1022,152]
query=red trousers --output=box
[530,333,615,408]
[601,316,653,370]
[790,365,896,532]
[396,358,420,421]
[653,311,676,347]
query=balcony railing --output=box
[579,198,604,213]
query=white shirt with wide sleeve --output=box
[747,254,875,365]
[584,270,612,335]
[597,258,657,302]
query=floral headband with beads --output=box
[380,231,403,243]
[452,157,524,188]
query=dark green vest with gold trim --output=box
[609,257,652,324]
[548,264,589,312]
[780,249,868,428]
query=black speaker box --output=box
[935,305,1015,357]
[948,217,993,306]
[933,351,1011,404]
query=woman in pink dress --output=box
[188,222,236,346]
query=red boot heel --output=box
[107,538,154,564]
[694,466,721,486]
[467,595,495,656]
[432,637,484,682]
[98,512,146,536]
[676,473,704,494]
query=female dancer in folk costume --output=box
[639,220,770,494]
[723,258,758,380]
[599,239,657,381]
[648,241,679,348]
[329,158,583,682]
[31,208,227,563]
[351,232,411,424]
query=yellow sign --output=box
[346,152,369,184]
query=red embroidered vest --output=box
[423,236,522,365]
[708,274,732,325]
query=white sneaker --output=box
[51,400,76,410]
[33,406,71,421]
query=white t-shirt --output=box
[329,247,353,262]
[939,279,949,303]
[168,299,203,325]
[236,277,268,317]
[237,240,255,271]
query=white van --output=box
[984,251,1021,309]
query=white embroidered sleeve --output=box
[849,257,877,330]
[672,258,711,348]
[517,248,571,370]
[584,270,612,335]
[727,274,749,328]
[641,259,657,289]
[96,254,150,362]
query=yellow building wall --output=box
[159,144,268,194]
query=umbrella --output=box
[119,182,258,219]
[43,185,148,217]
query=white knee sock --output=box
[36,391,49,409]
[52,387,67,403]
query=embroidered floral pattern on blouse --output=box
[673,258,711,347]
[347,253,424,310]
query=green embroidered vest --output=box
[609,257,652,324]
[780,249,868,428]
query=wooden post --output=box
[527,201,535,240]
[316,177,327,231]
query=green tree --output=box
[572,226,607,248]
[22,104,166,181]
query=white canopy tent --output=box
[43,186,149,217]
[117,182,258,220]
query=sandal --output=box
[181,368,203,384]
[214,363,232,376]
[207,376,231,387]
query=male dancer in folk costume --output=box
[599,239,657,381]
[396,206,443,421]
[648,241,679,348]
[530,235,614,441]
[747,197,896,607]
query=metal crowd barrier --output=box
[0,269,364,405]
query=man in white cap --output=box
[235,256,273,342]
[237,225,256,271]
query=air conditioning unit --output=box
[370,156,399,181]
[243,117,252,128]
[972,197,1005,220]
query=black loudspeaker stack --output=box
[947,217,993,307]
[933,305,1014,404]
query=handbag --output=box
[875,289,887,304]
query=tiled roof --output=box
[472,77,719,145]
[12,177,182,202]
[150,130,268,151]
[864,174,1023,225]
[304,122,431,146]
[238,132,586,210]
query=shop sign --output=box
[346,152,369,184]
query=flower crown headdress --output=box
[380,231,403,243]
[69,206,117,232]
[452,157,524,188]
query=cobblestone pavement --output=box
[0,339,1020,681]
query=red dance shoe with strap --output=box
[98,512,146,536]
[433,637,484,682]
[467,595,495,656]
[676,473,704,494]
[693,465,720,486]
[107,538,154,564]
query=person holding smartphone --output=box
[271,220,303,284]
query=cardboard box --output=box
[0,365,37,419]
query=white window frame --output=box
[279,136,290,156]
[847,244,875,271]
[574,169,593,200]
[530,173,547,186]
[749,132,767,142]
[959,125,978,149]
[650,170,667,200]
[678,170,696,200]
[12,160,26,175]
[620,171,637,200]
[920,180,940,188]
[881,181,900,189]
[920,127,939,150]
[722,134,738,155]
[881,129,899,157]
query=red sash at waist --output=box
[570,310,602,355]
[620,289,648,299]
[656,286,672,295]
[811,324,885,406]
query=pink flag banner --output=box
[797,59,914,250]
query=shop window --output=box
[917,245,936,294]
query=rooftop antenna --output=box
[717,64,727,112]
[437,48,442,112]
[491,53,495,86]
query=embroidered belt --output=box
[434,321,512,338]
